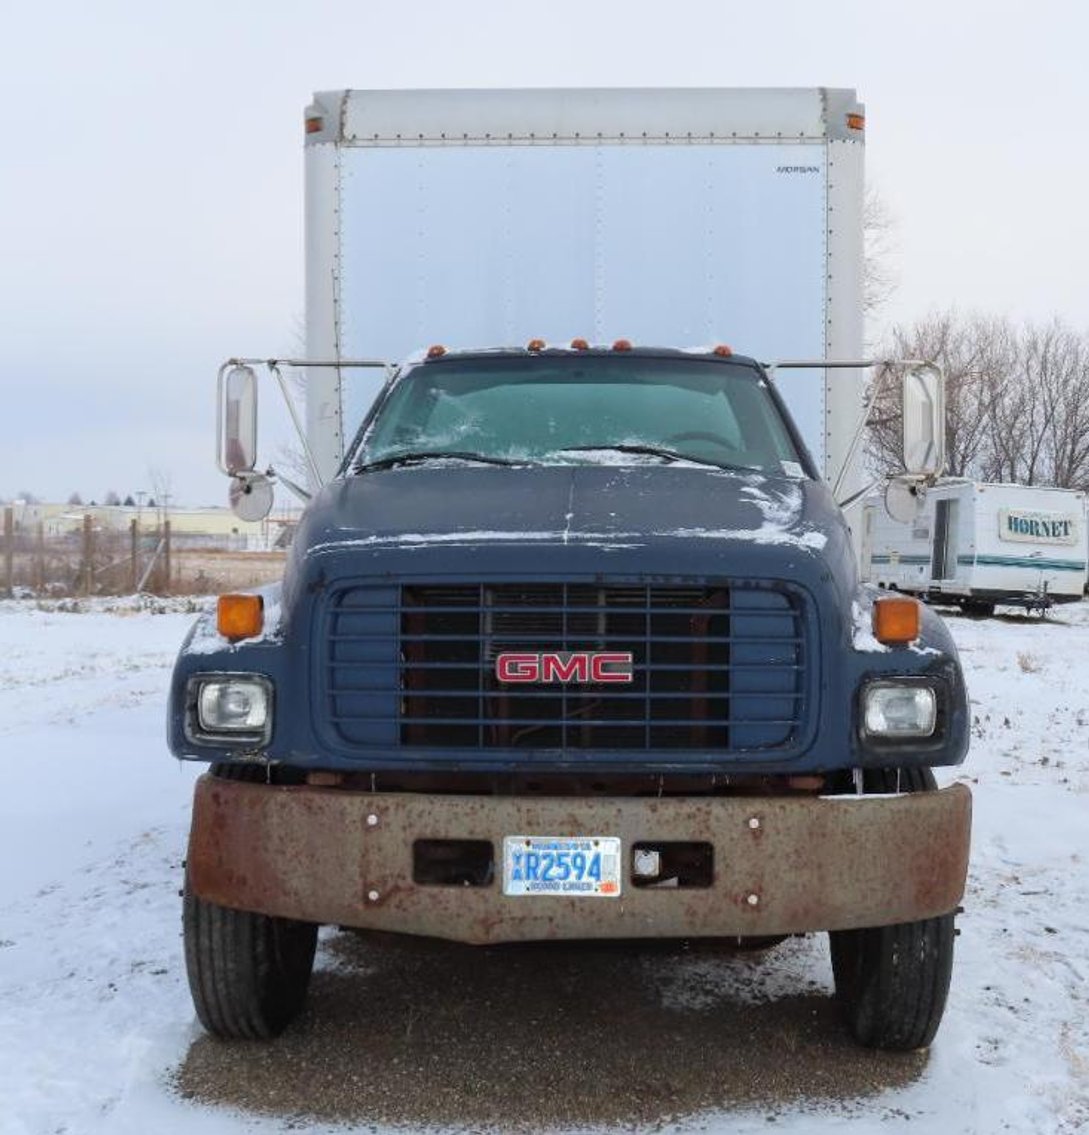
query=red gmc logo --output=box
[495,651,634,684]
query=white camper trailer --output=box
[861,481,1088,614]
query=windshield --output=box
[353,355,808,475]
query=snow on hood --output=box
[852,599,890,653]
[303,467,829,555]
[184,583,283,654]
[852,594,941,656]
[666,483,827,550]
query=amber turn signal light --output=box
[217,594,264,641]
[872,596,920,645]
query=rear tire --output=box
[184,763,318,1039]
[829,767,956,1051]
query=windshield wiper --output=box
[355,450,528,474]
[556,444,757,472]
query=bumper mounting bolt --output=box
[748,817,761,830]
[747,892,760,907]
[366,814,379,827]
[367,889,380,903]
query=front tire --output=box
[829,767,956,1051]
[184,763,317,1039]
[183,879,318,1039]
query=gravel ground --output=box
[175,929,928,1130]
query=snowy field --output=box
[1,596,1087,1134]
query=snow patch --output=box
[852,599,890,653]
[183,584,282,655]
[5,599,1089,1132]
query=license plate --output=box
[502,836,622,897]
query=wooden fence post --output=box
[35,522,45,593]
[3,507,12,597]
[163,520,172,596]
[81,514,93,596]
[130,519,138,594]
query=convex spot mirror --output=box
[229,473,274,522]
[902,364,945,477]
[885,477,923,524]
[221,365,258,475]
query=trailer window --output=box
[356,356,806,475]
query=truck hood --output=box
[276,463,861,712]
[296,464,833,554]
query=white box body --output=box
[303,87,865,492]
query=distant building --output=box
[9,501,300,551]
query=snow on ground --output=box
[0,597,1087,1133]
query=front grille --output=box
[324,583,808,752]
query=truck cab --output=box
[170,343,970,1049]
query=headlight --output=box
[863,682,937,738]
[188,674,272,744]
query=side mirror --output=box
[220,365,258,475]
[902,364,945,477]
[229,472,275,522]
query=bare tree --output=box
[863,187,898,325]
[871,312,1089,490]
[987,321,1089,488]
[868,312,1016,478]
[1043,331,1089,487]
[148,466,174,522]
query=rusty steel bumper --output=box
[186,775,971,945]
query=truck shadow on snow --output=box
[175,930,928,1128]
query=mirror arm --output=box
[765,358,942,492]
[836,477,881,511]
[267,468,312,505]
[218,357,392,487]
[267,362,325,489]
[831,363,890,499]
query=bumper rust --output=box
[187,774,971,944]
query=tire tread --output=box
[829,765,957,1051]
[184,765,317,1039]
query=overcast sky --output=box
[2,0,1086,506]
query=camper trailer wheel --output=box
[961,599,995,617]
[829,767,956,1051]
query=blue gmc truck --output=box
[169,343,971,1049]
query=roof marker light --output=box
[612,339,632,352]
[847,113,865,131]
[527,339,546,352]
[426,344,447,359]
[570,338,590,351]
[305,116,324,135]
[713,344,733,357]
